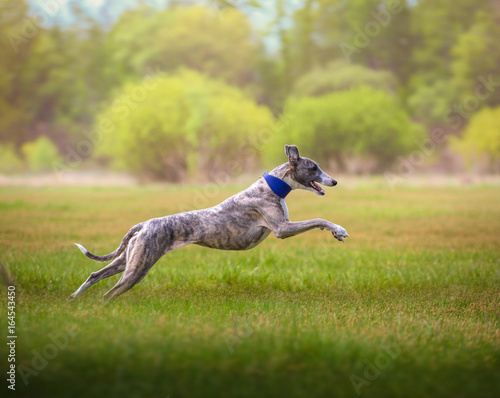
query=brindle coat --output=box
[70,145,348,301]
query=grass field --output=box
[1,182,499,397]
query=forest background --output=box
[1,0,500,183]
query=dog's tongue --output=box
[311,181,325,195]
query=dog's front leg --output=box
[258,203,348,242]
[274,219,348,241]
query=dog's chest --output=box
[280,198,290,221]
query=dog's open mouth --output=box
[310,181,325,195]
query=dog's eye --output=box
[310,165,318,171]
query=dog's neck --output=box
[268,163,290,179]
[268,163,301,191]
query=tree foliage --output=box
[451,11,500,108]
[96,70,274,181]
[0,0,114,147]
[451,107,500,172]
[0,0,34,146]
[107,5,258,87]
[21,137,62,172]
[0,143,22,173]
[407,81,459,127]
[285,0,413,83]
[265,86,424,172]
[1,0,500,177]
[292,61,397,97]
[409,0,488,89]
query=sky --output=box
[28,0,308,53]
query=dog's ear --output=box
[285,145,300,166]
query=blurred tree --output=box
[409,0,490,90]
[450,107,500,172]
[451,10,500,108]
[367,2,414,85]
[0,1,116,150]
[96,70,274,182]
[1,0,499,177]
[407,1,499,128]
[265,86,424,172]
[23,27,90,128]
[21,136,62,172]
[104,6,167,84]
[286,0,413,84]
[254,0,293,111]
[293,0,314,76]
[0,0,33,146]
[0,143,23,173]
[107,5,258,87]
[407,80,459,127]
[291,60,397,97]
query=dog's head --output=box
[283,145,337,196]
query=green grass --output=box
[1,183,499,397]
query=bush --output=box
[265,86,424,172]
[407,80,460,126]
[21,137,62,172]
[450,106,500,172]
[292,61,397,98]
[0,143,23,174]
[95,70,274,181]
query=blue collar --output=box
[263,172,292,199]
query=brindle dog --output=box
[70,145,348,301]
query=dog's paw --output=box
[67,292,80,302]
[331,225,349,242]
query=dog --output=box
[69,145,348,301]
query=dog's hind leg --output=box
[69,254,126,300]
[102,239,163,301]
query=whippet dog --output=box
[70,145,349,301]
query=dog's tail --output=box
[75,223,144,262]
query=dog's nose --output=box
[332,179,337,186]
